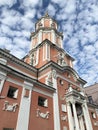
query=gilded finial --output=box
[45,11,49,17]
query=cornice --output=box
[29,39,75,61]
[35,15,58,29]
[0,63,55,92]
[30,27,63,39]
[38,61,86,85]
[0,49,37,73]
[87,102,98,109]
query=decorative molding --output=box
[0,58,7,65]
[3,101,18,112]
[36,108,50,119]
[52,70,57,79]
[61,115,67,121]
[0,96,6,99]
[0,49,37,72]
[7,65,37,80]
[94,121,98,126]
[7,78,23,87]
[33,87,53,97]
[45,71,53,87]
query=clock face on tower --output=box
[76,104,82,116]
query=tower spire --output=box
[44,11,49,17]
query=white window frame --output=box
[61,104,67,112]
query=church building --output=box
[0,13,98,130]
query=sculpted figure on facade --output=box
[3,101,18,112]
[36,108,50,119]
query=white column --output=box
[16,81,33,130]
[67,102,74,130]
[38,30,42,44]
[82,102,93,130]
[72,101,80,130]
[79,116,85,130]
[52,70,60,130]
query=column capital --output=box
[71,100,76,105]
[66,101,71,106]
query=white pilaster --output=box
[41,18,44,27]
[16,81,33,130]
[51,30,55,44]
[0,71,7,93]
[82,101,93,130]
[72,101,80,130]
[35,48,39,65]
[60,37,63,48]
[67,102,74,130]
[52,70,60,130]
[38,30,42,44]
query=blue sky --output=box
[0,0,98,86]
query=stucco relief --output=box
[52,70,57,79]
[94,121,98,126]
[61,115,67,121]
[3,101,18,112]
[36,108,50,119]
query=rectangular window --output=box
[7,86,18,99]
[38,96,48,107]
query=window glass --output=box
[38,96,48,107]
[7,86,18,99]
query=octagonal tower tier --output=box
[30,12,63,50]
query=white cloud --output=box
[0,37,12,49]
[0,0,17,7]
[20,0,40,8]
[47,4,56,16]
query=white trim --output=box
[53,70,60,130]
[38,71,51,80]
[7,78,23,87]
[57,74,83,89]
[51,30,55,44]
[33,87,53,97]
[60,37,63,48]
[61,104,67,112]
[33,48,39,66]
[41,18,44,27]
[46,44,50,61]
[38,30,42,44]
[16,81,33,130]
[0,58,7,65]
[50,19,52,27]
[82,101,93,130]
[43,43,45,61]
[7,65,37,80]
[0,71,7,93]
[43,43,50,61]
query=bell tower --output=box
[30,12,63,49]
[24,12,74,68]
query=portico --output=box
[66,86,93,130]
